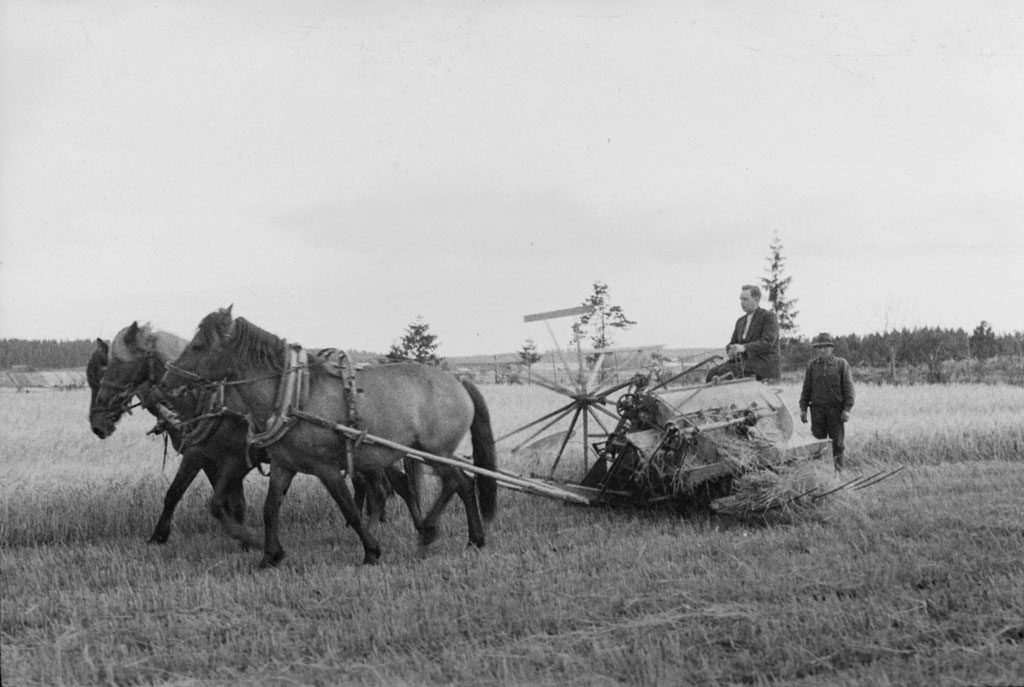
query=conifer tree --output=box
[386,316,441,364]
[761,233,799,339]
[518,338,543,379]
[570,281,637,350]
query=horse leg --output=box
[259,462,296,568]
[423,466,486,549]
[226,480,247,526]
[416,467,462,549]
[148,451,206,544]
[388,462,413,503]
[395,459,439,545]
[208,459,260,550]
[353,470,390,524]
[352,471,368,516]
[313,465,382,565]
[378,463,411,524]
[361,470,390,531]
[452,470,487,549]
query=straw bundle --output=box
[710,461,867,525]
[703,426,777,472]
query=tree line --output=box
[0,339,99,370]
[781,324,1023,378]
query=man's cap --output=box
[811,332,835,348]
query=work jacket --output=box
[799,356,855,411]
[727,307,781,381]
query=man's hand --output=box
[841,410,850,422]
[733,344,746,354]
[800,410,808,424]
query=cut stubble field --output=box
[2,384,1023,686]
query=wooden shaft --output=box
[296,411,591,504]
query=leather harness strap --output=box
[317,348,362,476]
[247,345,305,449]
[245,345,361,476]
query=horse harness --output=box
[160,345,364,476]
[234,345,364,476]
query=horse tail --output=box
[462,380,497,522]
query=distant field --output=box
[2,385,1024,686]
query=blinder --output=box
[92,350,165,419]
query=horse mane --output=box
[149,328,189,362]
[226,317,286,373]
[111,323,188,363]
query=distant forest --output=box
[786,323,1023,367]
[0,339,99,370]
[0,338,388,371]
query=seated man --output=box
[705,284,781,382]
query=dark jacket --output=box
[728,307,781,381]
[799,356,855,411]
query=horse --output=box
[86,338,109,411]
[89,322,262,548]
[162,306,498,567]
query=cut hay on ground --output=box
[711,461,868,525]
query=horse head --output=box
[86,339,109,406]
[163,306,239,390]
[90,321,180,438]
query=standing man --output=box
[705,284,781,383]
[799,332,855,470]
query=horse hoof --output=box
[258,552,284,569]
[362,550,381,565]
[466,538,485,549]
[147,532,169,545]
[418,526,440,547]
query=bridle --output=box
[162,351,325,475]
[92,351,166,419]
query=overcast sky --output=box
[1,1,1021,356]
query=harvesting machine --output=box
[496,305,838,513]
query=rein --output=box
[167,346,358,475]
[164,360,320,390]
[165,347,320,475]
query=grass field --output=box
[2,384,1024,686]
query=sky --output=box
[1,1,1022,356]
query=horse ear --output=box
[126,322,139,345]
[221,305,235,342]
[207,306,232,345]
[95,338,109,353]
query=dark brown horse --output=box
[86,338,109,411]
[162,307,497,567]
[89,323,262,548]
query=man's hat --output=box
[811,332,835,348]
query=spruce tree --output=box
[761,233,799,340]
[386,316,441,364]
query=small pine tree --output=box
[518,338,543,380]
[762,233,799,340]
[386,316,441,365]
[570,281,637,350]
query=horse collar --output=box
[246,346,361,478]
[247,345,308,449]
